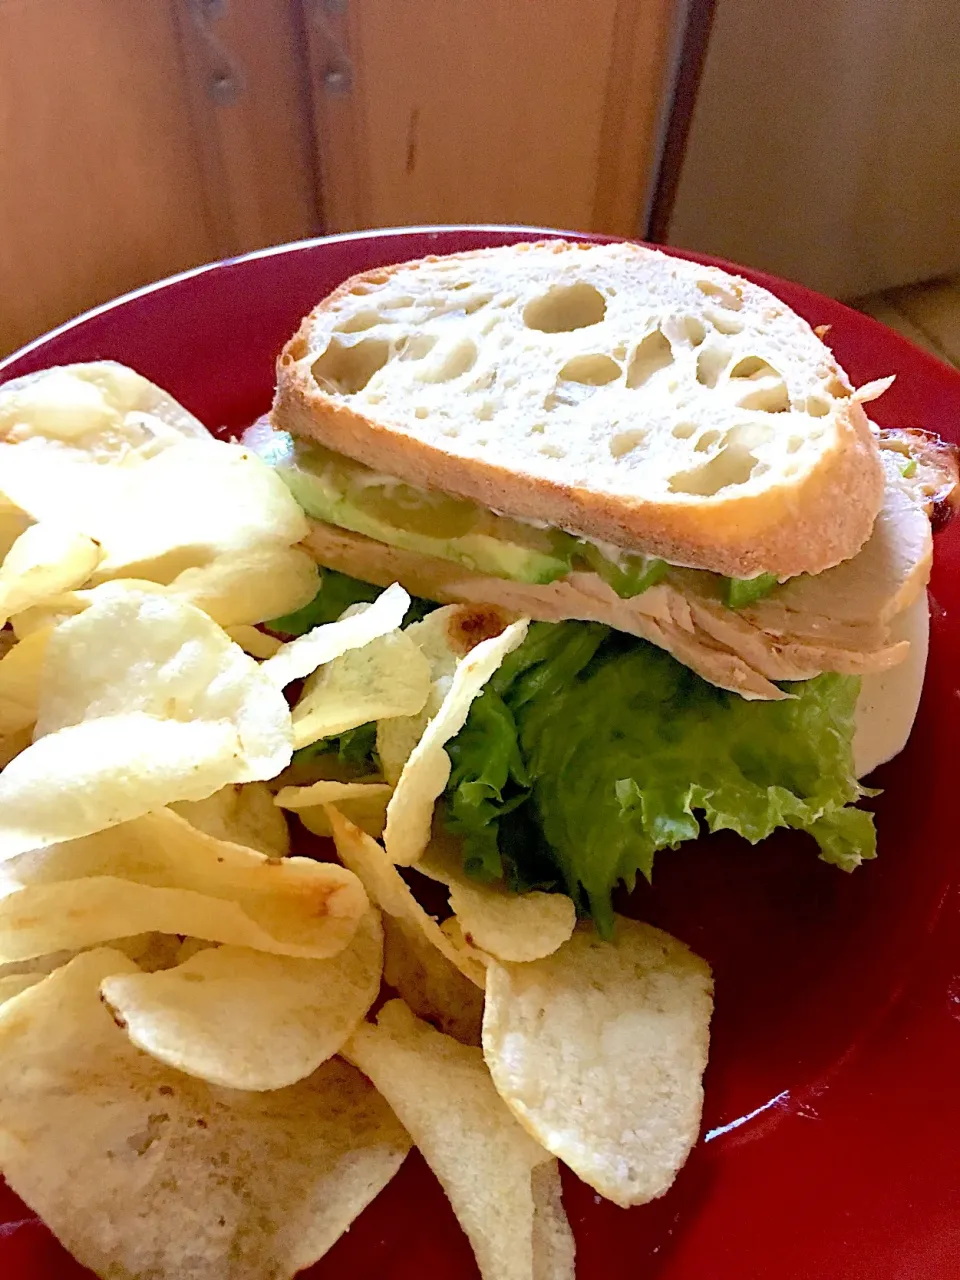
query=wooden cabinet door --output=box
[304,0,680,237]
[0,0,318,358]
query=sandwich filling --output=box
[247,420,944,701]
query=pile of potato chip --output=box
[0,364,714,1280]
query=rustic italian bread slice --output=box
[275,239,885,579]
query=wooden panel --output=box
[174,0,320,255]
[0,0,217,356]
[305,0,680,237]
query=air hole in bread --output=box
[414,406,429,419]
[679,316,707,346]
[672,421,696,439]
[474,402,495,421]
[626,328,674,388]
[729,357,790,412]
[706,310,744,335]
[464,294,493,314]
[694,429,721,452]
[539,443,565,458]
[385,295,415,309]
[529,422,546,434]
[736,381,790,412]
[668,444,759,496]
[397,334,438,361]
[523,282,606,332]
[806,394,830,417]
[729,356,777,380]
[695,343,731,389]
[416,337,478,383]
[787,434,804,453]
[311,337,390,394]
[333,309,384,335]
[696,279,743,311]
[558,354,621,386]
[453,280,473,290]
[824,375,850,398]
[612,343,627,359]
[610,429,646,458]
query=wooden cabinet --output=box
[0,0,679,358]
[0,0,317,357]
[305,0,678,237]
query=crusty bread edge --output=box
[273,241,885,579]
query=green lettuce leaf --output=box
[442,622,875,934]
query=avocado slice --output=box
[245,423,772,604]
[249,426,577,585]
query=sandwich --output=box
[245,239,958,927]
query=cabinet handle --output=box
[310,0,354,96]
[186,0,246,106]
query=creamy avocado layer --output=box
[249,425,776,606]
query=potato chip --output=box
[530,1161,576,1280]
[12,545,318,638]
[1,441,308,586]
[0,725,31,769]
[277,779,393,838]
[101,910,383,1090]
[0,932,160,983]
[3,807,366,959]
[0,948,411,1280]
[344,999,572,1280]
[172,782,291,857]
[382,914,485,1046]
[482,917,714,1207]
[291,629,432,750]
[163,545,320,628]
[384,619,528,865]
[0,501,31,561]
[0,714,247,860]
[0,523,101,625]
[226,624,283,658]
[377,604,517,784]
[419,838,576,963]
[0,625,50,736]
[33,589,291,777]
[0,972,43,1005]
[262,581,410,688]
[0,362,210,452]
[327,806,486,988]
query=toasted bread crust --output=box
[274,240,885,578]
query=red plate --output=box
[1,228,958,1279]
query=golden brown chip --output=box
[2,807,366,960]
[100,909,383,1090]
[262,581,410,689]
[225,624,283,658]
[277,779,392,838]
[291,628,432,750]
[0,523,101,626]
[482,917,714,1207]
[420,839,576,962]
[326,806,486,988]
[382,913,485,1046]
[172,782,291,858]
[0,624,51,737]
[0,972,43,1005]
[383,619,528,866]
[0,948,411,1280]
[0,591,293,860]
[344,999,573,1280]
